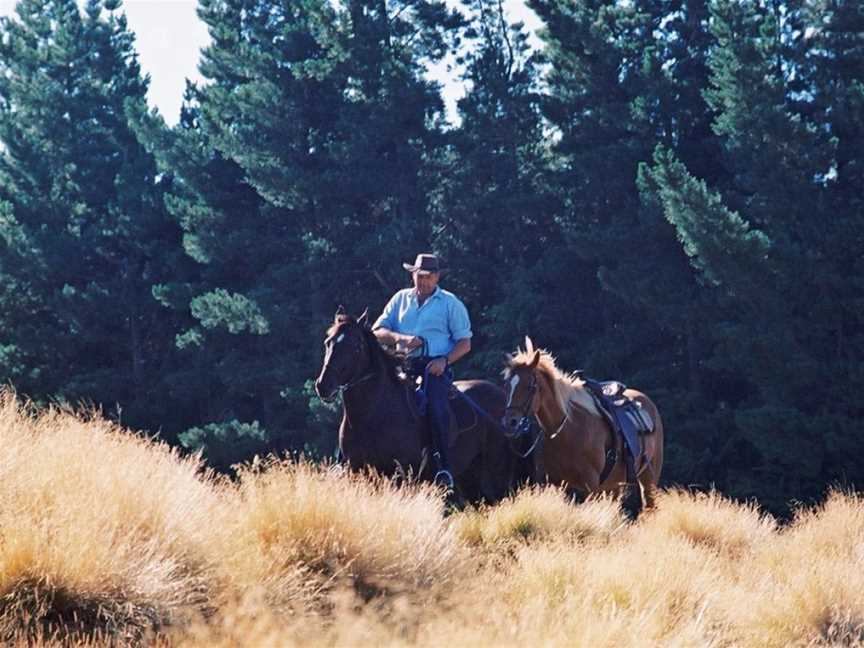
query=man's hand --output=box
[426,356,448,376]
[396,335,423,354]
[377,327,424,353]
[404,335,424,351]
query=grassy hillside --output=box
[0,392,861,647]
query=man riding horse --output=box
[372,253,471,489]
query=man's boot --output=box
[432,451,454,490]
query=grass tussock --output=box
[718,490,864,648]
[453,485,625,548]
[635,487,777,557]
[2,391,864,647]
[205,458,466,610]
[0,393,219,643]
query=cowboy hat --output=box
[402,253,445,275]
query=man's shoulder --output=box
[388,288,413,301]
[437,288,466,306]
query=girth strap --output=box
[598,447,617,486]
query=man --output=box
[372,253,472,489]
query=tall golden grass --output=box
[0,392,862,647]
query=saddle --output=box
[397,365,480,448]
[577,374,655,462]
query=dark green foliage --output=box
[636,0,864,510]
[0,0,182,429]
[640,146,771,291]
[128,0,465,456]
[428,0,563,374]
[179,419,269,472]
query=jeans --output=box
[426,369,453,470]
[409,357,453,471]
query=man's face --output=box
[413,271,439,298]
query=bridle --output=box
[502,372,543,458]
[318,326,376,403]
[505,372,540,439]
[504,369,568,457]
[319,371,376,403]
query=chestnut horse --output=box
[502,338,663,519]
[314,309,532,505]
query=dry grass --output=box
[203,458,466,612]
[0,394,219,643]
[453,485,626,548]
[1,392,863,647]
[716,490,864,647]
[636,487,777,558]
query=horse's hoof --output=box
[620,486,643,521]
[443,490,465,515]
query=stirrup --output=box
[433,469,454,490]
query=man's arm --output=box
[427,338,470,376]
[373,327,423,351]
[372,291,422,350]
[446,338,471,365]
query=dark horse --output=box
[314,309,530,504]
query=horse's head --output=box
[314,306,371,401]
[502,341,542,439]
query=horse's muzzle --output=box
[501,414,522,438]
[314,378,337,402]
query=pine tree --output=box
[526,0,717,371]
[0,0,181,427]
[422,0,565,373]
[130,0,464,458]
[129,86,282,452]
[638,0,864,509]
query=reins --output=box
[317,371,376,403]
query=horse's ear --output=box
[524,336,534,354]
[357,307,369,328]
[529,350,541,369]
[335,304,346,316]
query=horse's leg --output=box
[533,437,548,486]
[638,432,664,510]
[458,454,483,504]
[476,425,500,504]
[638,467,657,509]
[621,453,643,521]
[636,448,660,510]
[565,486,586,504]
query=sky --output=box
[0,0,542,125]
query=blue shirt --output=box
[373,287,472,358]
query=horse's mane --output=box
[328,314,402,382]
[504,337,600,419]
